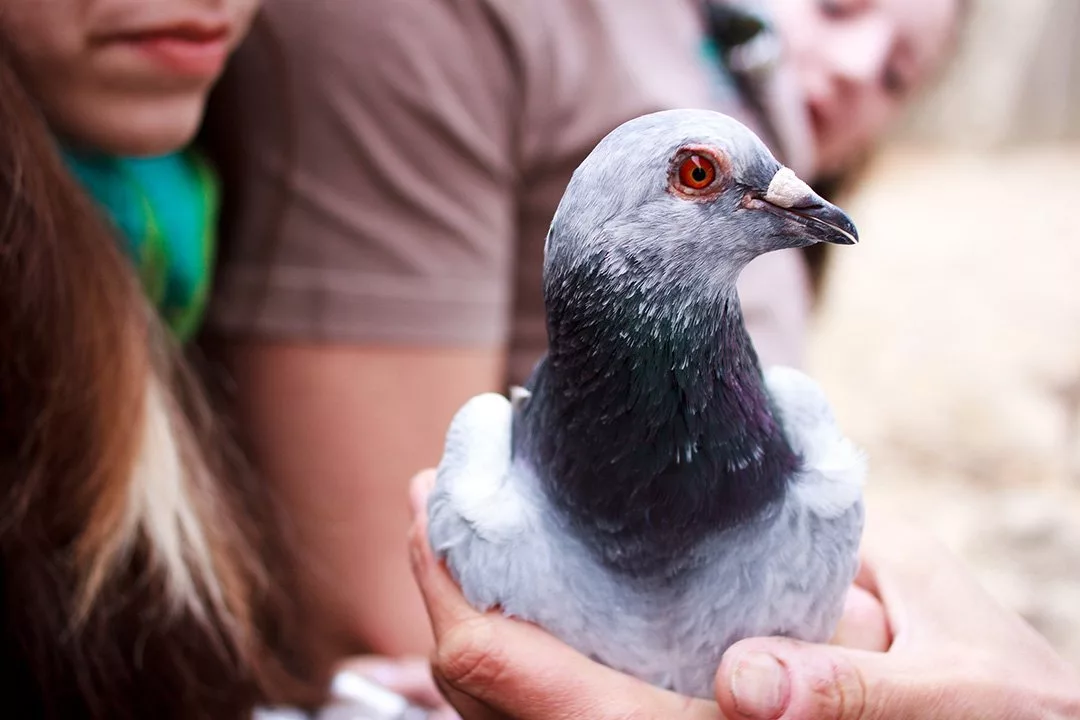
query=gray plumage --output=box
[428,109,865,698]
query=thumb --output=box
[714,637,937,720]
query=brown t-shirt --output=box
[208,0,811,384]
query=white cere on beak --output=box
[764,167,814,209]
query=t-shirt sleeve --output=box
[207,0,518,346]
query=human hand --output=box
[409,468,1080,720]
[407,470,724,720]
[713,514,1080,719]
[407,469,885,720]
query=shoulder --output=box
[254,0,528,77]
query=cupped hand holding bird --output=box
[409,470,1080,720]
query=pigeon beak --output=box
[756,167,859,245]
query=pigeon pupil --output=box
[677,154,717,191]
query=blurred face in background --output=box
[770,0,962,175]
[0,0,259,156]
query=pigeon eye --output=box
[679,155,716,189]
[670,149,728,197]
[670,147,728,197]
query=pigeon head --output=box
[527,111,858,569]
[545,108,857,296]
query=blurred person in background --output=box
[0,0,323,716]
[202,0,964,696]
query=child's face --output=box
[770,0,961,175]
[1,0,259,155]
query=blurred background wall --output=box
[903,0,1080,146]
[807,0,1080,665]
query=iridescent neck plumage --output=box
[520,270,796,575]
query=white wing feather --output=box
[765,366,866,518]
[430,392,530,540]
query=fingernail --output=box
[730,652,790,719]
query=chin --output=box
[62,96,210,157]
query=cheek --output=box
[853,94,900,141]
[771,0,836,98]
[229,0,261,39]
[0,1,82,61]
[819,97,896,168]
[772,0,827,61]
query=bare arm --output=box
[207,0,519,674]
[225,343,503,667]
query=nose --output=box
[826,16,894,92]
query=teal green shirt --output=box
[62,148,220,343]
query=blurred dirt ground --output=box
[808,143,1080,666]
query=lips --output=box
[95,20,233,78]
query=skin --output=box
[224,343,504,671]
[404,470,1080,720]
[769,0,962,176]
[0,0,258,155]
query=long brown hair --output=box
[0,46,314,718]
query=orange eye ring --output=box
[679,155,715,189]
[673,151,725,196]
[670,147,728,197]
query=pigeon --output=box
[428,108,866,699]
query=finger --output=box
[408,496,480,644]
[408,471,718,719]
[410,469,437,520]
[431,663,506,720]
[857,511,952,628]
[716,637,893,720]
[857,510,1019,645]
[852,557,879,598]
[716,636,991,720]
[830,586,890,652]
[433,608,722,720]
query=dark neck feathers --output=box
[521,261,798,576]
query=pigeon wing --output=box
[765,366,866,518]
[427,393,546,611]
